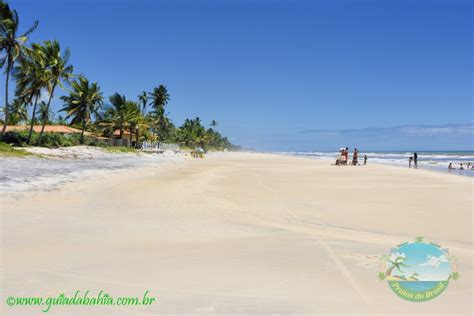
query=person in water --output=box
[409,157,413,168]
[459,164,464,170]
[448,163,454,170]
[413,152,418,169]
[364,155,367,165]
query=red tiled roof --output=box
[113,129,132,137]
[5,125,96,136]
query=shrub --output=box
[1,131,30,146]
[1,130,83,148]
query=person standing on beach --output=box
[352,148,359,165]
[344,147,349,165]
[413,152,418,169]
[409,157,413,168]
[364,155,367,165]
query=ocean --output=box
[281,151,474,177]
[397,281,441,292]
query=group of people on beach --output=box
[335,147,367,166]
[448,162,473,171]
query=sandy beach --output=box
[1,152,473,315]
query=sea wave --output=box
[278,151,474,176]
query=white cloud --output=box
[419,254,449,268]
[389,252,406,262]
[300,124,474,136]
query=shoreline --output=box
[1,148,472,200]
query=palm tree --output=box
[0,0,38,135]
[4,97,27,124]
[137,91,148,114]
[123,100,140,142]
[177,117,207,147]
[103,93,127,138]
[409,271,419,281]
[132,113,149,145]
[149,85,170,138]
[13,43,46,143]
[385,254,409,277]
[36,40,73,145]
[210,119,218,129]
[60,76,103,144]
[149,85,170,111]
[38,100,54,125]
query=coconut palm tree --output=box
[137,90,148,114]
[149,85,170,138]
[149,85,170,111]
[4,97,27,124]
[13,43,46,143]
[177,117,207,147]
[409,271,420,281]
[38,100,54,125]
[210,119,218,129]
[123,100,140,142]
[60,77,103,144]
[0,0,38,135]
[132,113,149,145]
[385,254,409,277]
[36,40,73,145]
[102,93,128,138]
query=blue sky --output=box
[5,0,473,150]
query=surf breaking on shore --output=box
[0,146,184,197]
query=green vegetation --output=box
[60,77,103,144]
[3,130,81,148]
[0,141,32,157]
[104,146,139,154]
[385,255,409,277]
[0,0,38,135]
[0,0,237,151]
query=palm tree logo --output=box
[377,237,460,302]
[385,252,409,277]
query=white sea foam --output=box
[0,146,185,197]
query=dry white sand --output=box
[1,152,473,315]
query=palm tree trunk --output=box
[129,128,133,142]
[1,57,12,137]
[36,82,57,145]
[81,115,86,145]
[135,128,139,144]
[27,95,40,144]
[385,265,395,276]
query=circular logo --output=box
[378,237,459,302]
